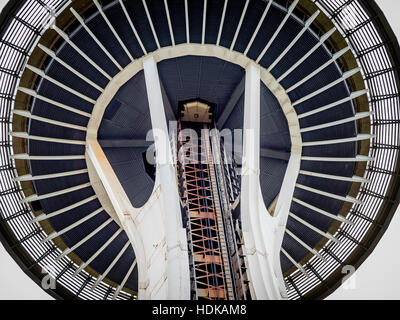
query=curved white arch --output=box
[86,43,302,153]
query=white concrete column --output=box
[143,56,190,300]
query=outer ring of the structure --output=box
[308,0,400,300]
[0,1,80,300]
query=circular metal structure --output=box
[0,0,399,300]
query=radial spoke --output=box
[302,134,375,147]
[18,87,92,117]
[111,259,137,299]
[164,0,175,46]
[288,212,340,244]
[119,0,147,54]
[25,65,97,104]
[70,8,123,71]
[286,47,350,93]
[244,0,273,55]
[56,218,113,261]
[292,68,360,106]
[299,170,370,184]
[52,25,113,80]
[42,208,104,243]
[292,197,353,224]
[20,183,91,203]
[30,195,98,224]
[230,0,249,51]
[285,229,325,261]
[300,112,373,133]
[184,0,189,43]
[268,11,320,72]
[13,110,87,131]
[10,154,85,161]
[216,0,228,46]
[298,90,368,119]
[301,155,374,162]
[11,132,86,145]
[92,241,130,290]
[295,183,363,205]
[38,44,106,91]
[14,169,88,182]
[92,0,134,61]
[281,248,308,276]
[277,27,336,82]
[142,0,160,49]
[202,0,208,45]
[73,228,123,276]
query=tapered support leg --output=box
[241,63,300,300]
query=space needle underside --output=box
[0,0,399,300]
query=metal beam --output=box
[14,169,88,182]
[53,25,112,80]
[73,228,123,276]
[256,0,299,63]
[56,218,113,261]
[12,110,87,131]
[298,89,368,119]
[277,27,336,82]
[299,170,370,184]
[201,0,207,45]
[244,0,272,55]
[296,183,363,205]
[289,212,340,244]
[285,228,325,261]
[142,0,160,49]
[292,68,360,106]
[281,248,308,276]
[92,241,130,290]
[119,0,147,54]
[20,182,91,203]
[25,64,97,104]
[292,197,353,224]
[112,259,137,299]
[42,208,103,243]
[302,134,375,147]
[184,0,189,43]
[216,0,228,46]
[38,44,106,91]
[164,0,175,46]
[301,155,374,162]
[286,47,350,93]
[300,112,373,132]
[30,195,98,224]
[10,154,85,161]
[230,0,249,51]
[92,0,134,61]
[69,8,123,71]
[11,132,86,145]
[268,10,320,72]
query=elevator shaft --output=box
[177,118,248,300]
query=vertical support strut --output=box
[241,63,290,300]
[143,57,191,300]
